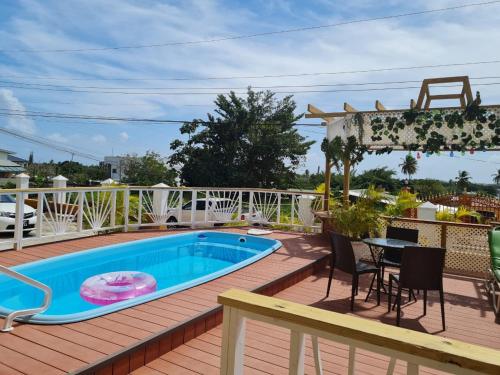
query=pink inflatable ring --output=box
[80,271,157,306]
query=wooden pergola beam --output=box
[375,100,386,111]
[343,102,358,113]
[305,103,500,119]
[416,76,473,109]
[306,104,334,121]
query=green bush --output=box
[328,186,384,240]
[385,190,420,217]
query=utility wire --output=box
[0,125,103,161]
[2,59,500,82]
[2,76,499,91]
[2,82,500,95]
[0,109,325,127]
[1,1,498,53]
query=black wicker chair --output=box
[388,246,447,330]
[326,232,380,311]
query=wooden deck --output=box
[134,267,500,374]
[0,228,330,375]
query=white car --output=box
[0,194,37,233]
[166,198,235,225]
[166,198,266,226]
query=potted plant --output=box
[327,186,384,260]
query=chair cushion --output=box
[489,229,500,274]
[356,261,378,274]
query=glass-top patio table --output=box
[363,237,419,251]
[362,237,420,295]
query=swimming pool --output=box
[0,231,281,324]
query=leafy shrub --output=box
[385,190,420,217]
[328,186,384,240]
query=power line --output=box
[0,108,325,127]
[2,59,500,82]
[2,81,500,95]
[0,125,103,161]
[2,76,500,91]
[1,1,498,53]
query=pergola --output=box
[305,76,500,210]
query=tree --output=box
[455,170,471,192]
[399,154,418,182]
[352,167,401,192]
[123,151,177,186]
[169,89,313,188]
[321,135,368,205]
[412,179,448,196]
[493,169,500,185]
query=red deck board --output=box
[134,267,500,375]
[0,228,328,374]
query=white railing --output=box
[0,186,323,251]
[218,289,500,375]
[0,264,52,332]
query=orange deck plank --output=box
[134,268,500,375]
[0,228,329,374]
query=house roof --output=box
[7,155,28,163]
[0,148,15,154]
[0,159,25,172]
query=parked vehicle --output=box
[166,198,235,225]
[166,198,265,226]
[0,195,37,234]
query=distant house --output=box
[7,154,29,168]
[103,156,128,181]
[0,149,25,186]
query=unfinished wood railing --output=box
[218,289,500,375]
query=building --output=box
[7,154,29,168]
[0,149,25,186]
[103,156,127,181]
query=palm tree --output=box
[493,169,500,185]
[399,154,418,183]
[455,170,471,192]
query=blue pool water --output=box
[0,231,281,324]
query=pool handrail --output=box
[0,264,52,332]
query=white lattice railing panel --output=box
[140,189,182,225]
[445,225,490,274]
[41,191,80,236]
[207,190,240,222]
[82,190,114,231]
[251,192,279,224]
[388,218,491,276]
[388,219,442,247]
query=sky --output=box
[0,0,499,183]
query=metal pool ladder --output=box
[0,264,52,332]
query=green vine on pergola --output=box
[369,103,500,154]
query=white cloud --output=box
[91,134,107,144]
[0,89,36,134]
[1,0,500,181]
[46,132,69,143]
[119,131,129,142]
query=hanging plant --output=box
[369,98,499,154]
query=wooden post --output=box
[343,158,351,206]
[324,157,331,211]
[289,330,305,375]
[220,306,246,375]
